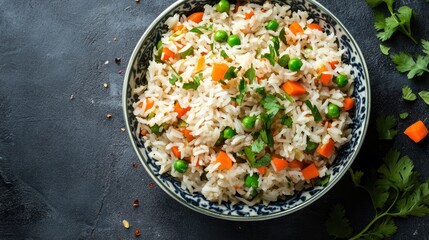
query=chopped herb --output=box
[232,78,247,105]
[279,27,287,45]
[224,66,241,80]
[260,94,285,116]
[220,50,229,59]
[284,92,295,103]
[180,46,194,59]
[218,80,227,85]
[261,45,276,66]
[400,112,409,119]
[304,100,322,122]
[167,63,183,85]
[271,36,280,56]
[210,43,214,51]
[183,73,202,90]
[281,115,293,127]
[418,91,429,105]
[251,139,264,153]
[380,44,390,55]
[189,24,213,34]
[255,87,266,96]
[177,119,188,128]
[376,115,397,140]
[402,85,416,101]
[244,146,256,166]
[317,175,330,186]
[243,64,256,83]
[260,129,274,147]
[150,124,164,135]
[254,154,271,167]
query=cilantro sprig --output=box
[183,73,202,90]
[326,149,429,240]
[401,85,416,101]
[167,63,183,85]
[376,115,397,140]
[390,40,429,79]
[366,0,417,44]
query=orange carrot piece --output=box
[282,81,307,96]
[302,163,319,180]
[162,47,175,61]
[329,60,339,70]
[404,120,429,143]
[171,146,181,158]
[257,166,266,175]
[138,98,154,111]
[289,160,305,169]
[343,98,355,111]
[307,23,323,32]
[195,56,205,73]
[172,24,184,32]
[317,65,328,75]
[211,63,229,81]
[188,12,204,23]
[245,11,254,20]
[317,139,335,158]
[216,151,233,170]
[180,128,195,142]
[174,102,191,118]
[289,21,304,35]
[271,156,288,172]
[319,73,333,85]
[140,129,148,136]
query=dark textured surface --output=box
[0,0,428,239]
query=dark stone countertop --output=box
[1,0,428,239]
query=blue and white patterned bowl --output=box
[123,0,370,221]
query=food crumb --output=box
[132,162,138,168]
[113,37,117,41]
[103,83,109,88]
[135,228,141,237]
[149,182,155,189]
[122,220,130,229]
[115,57,121,65]
[133,199,139,207]
[118,70,123,74]
[104,60,109,65]
[120,127,126,132]
[106,114,112,119]
[70,94,74,100]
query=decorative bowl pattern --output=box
[122,0,370,221]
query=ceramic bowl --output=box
[123,0,370,221]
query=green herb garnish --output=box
[401,85,416,101]
[376,115,397,140]
[183,73,202,90]
[304,100,322,122]
[244,64,256,83]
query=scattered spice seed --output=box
[133,199,139,207]
[106,114,112,118]
[115,57,121,65]
[118,70,123,74]
[120,127,126,132]
[132,162,138,168]
[103,83,109,88]
[135,228,141,237]
[149,182,155,189]
[122,220,130,229]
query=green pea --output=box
[278,54,290,68]
[288,57,303,71]
[214,30,228,43]
[242,116,257,129]
[223,127,236,139]
[156,40,163,50]
[266,20,279,31]
[305,140,318,153]
[180,46,194,59]
[334,74,349,88]
[215,0,230,13]
[173,159,188,173]
[244,174,259,188]
[227,34,241,47]
[326,103,340,119]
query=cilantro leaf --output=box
[279,27,287,45]
[232,78,247,105]
[402,85,416,101]
[254,154,271,167]
[260,94,285,116]
[244,146,256,166]
[422,39,429,56]
[167,63,183,85]
[284,92,295,103]
[374,10,386,31]
[224,66,240,80]
[243,64,256,84]
[220,50,229,59]
[377,149,417,191]
[394,179,429,217]
[251,139,264,153]
[418,91,429,105]
[376,115,397,140]
[304,100,322,122]
[325,204,353,238]
[260,129,274,147]
[261,45,276,66]
[400,112,409,119]
[183,73,202,90]
[349,169,364,187]
[380,44,391,55]
[190,24,213,34]
[397,6,413,32]
[271,36,280,56]
[366,218,397,239]
[281,115,293,127]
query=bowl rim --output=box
[122,0,371,221]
